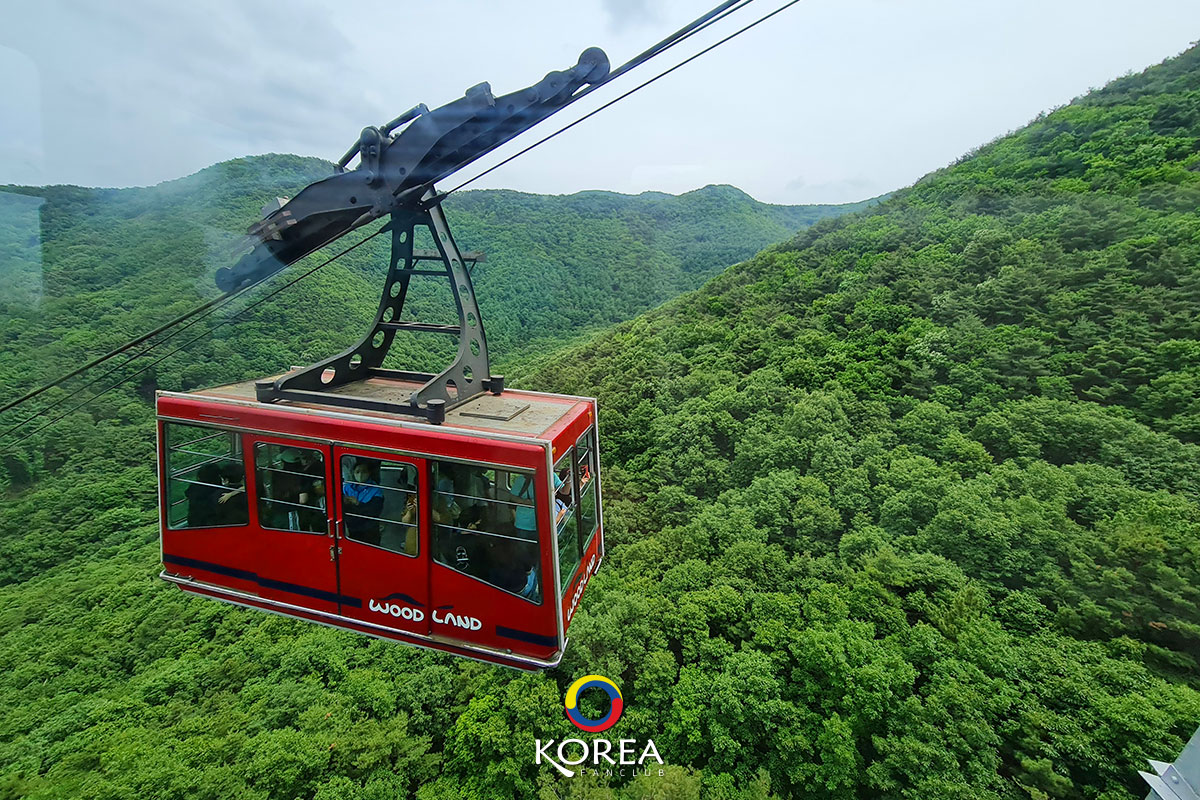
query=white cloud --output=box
[601,0,661,33]
[2,0,1199,203]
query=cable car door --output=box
[427,460,559,661]
[248,435,339,614]
[333,446,430,637]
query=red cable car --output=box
[157,376,602,671]
[155,53,616,669]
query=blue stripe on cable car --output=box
[495,625,557,648]
[163,553,363,608]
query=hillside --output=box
[2,43,1200,800]
[0,164,864,797]
[512,43,1200,798]
[0,159,863,427]
[0,161,863,489]
[447,184,856,358]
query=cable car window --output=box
[577,428,599,546]
[340,456,418,556]
[432,461,542,604]
[577,431,594,490]
[165,423,248,529]
[555,453,581,590]
[254,443,327,534]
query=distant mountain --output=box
[447,184,870,360]
[0,156,870,419]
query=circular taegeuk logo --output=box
[564,674,624,733]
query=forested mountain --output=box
[0,158,862,484]
[2,40,1200,800]
[0,157,860,423]
[511,44,1200,798]
[0,159,863,797]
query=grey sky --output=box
[2,0,1198,204]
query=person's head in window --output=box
[297,448,321,475]
[353,458,380,486]
[436,462,457,493]
[196,463,222,488]
[220,462,244,488]
[395,469,416,492]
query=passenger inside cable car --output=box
[217,463,248,525]
[185,463,224,528]
[432,462,537,599]
[170,427,248,530]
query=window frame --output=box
[339,455,421,558]
[253,441,329,536]
[430,460,545,605]
[554,450,583,591]
[576,427,600,549]
[164,422,248,531]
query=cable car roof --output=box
[162,375,593,445]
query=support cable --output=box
[444,0,801,197]
[0,0,805,445]
[0,0,764,419]
[0,226,386,450]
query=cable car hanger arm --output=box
[208,1,764,424]
[214,0,754,295]
[227,50,622,423]
[215,48,611,294]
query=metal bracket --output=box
[1143,727,1200,800]
[358,126,386,187]
[255,190,503,424]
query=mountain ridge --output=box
[0,156,869,423]
[3,155,873,210]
